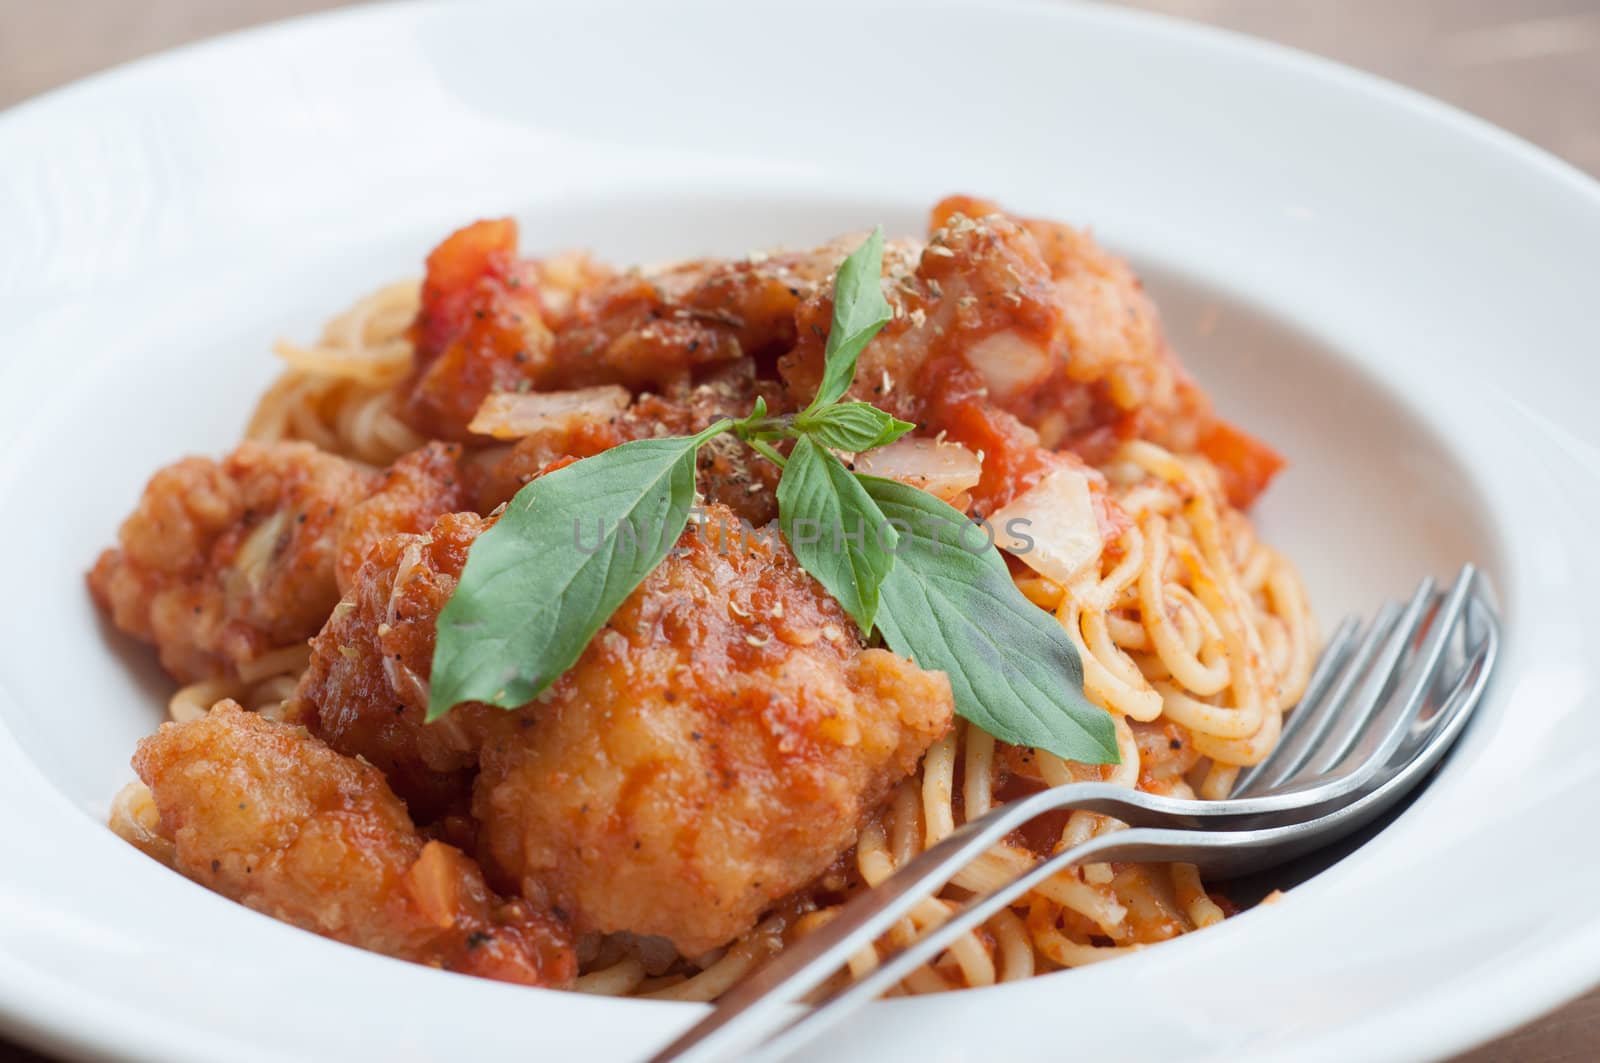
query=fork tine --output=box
[1238,600,1404,794]
[654,574,1500,1063]
[747,595,1501,1063]
[1327,565,1479,776]
[1291,577,1437,779]
[1231,615,1360,795]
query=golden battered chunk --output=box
[334,442,467,594]
[290,512,504,820]
[133,701,575,986]
[292,506,953,954]
[89,442,376,682]
[475,515,954,956]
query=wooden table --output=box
[1,2,1595,1060]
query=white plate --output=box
[2,1,1598,1060]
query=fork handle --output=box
[647,785,1105,1062]
[745,828,1183,1062]
[650,778,1315,1063]
[746,601,1499,1062]
[752,818,1331,1061]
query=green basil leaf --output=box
[860,476,1121,765]
[807,227,891,413]
[428,424,726,720]
[796,402,915,453]
[777,436,898,634]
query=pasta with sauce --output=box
[95,195,1314,999]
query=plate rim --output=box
[2,2,1599,1061]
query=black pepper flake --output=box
[1169,738,1182,750]
[466,931,491,950]
[211,860,221,872]
[690,731,702,741]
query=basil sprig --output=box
[429,230,1120,764]
[804,227,892,414]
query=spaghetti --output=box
[245,280,424,467]
[560,436,1314,999]
[105,202,1317,1000]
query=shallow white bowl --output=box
[1,1,1598,1060]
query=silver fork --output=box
[651,564,1499,1062]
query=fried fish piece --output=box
[89,440,471,685]
[133,701,575,986]
[474,513,954,956]
[89,441,376,683]
[291,504,953,955]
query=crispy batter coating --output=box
[89,441,475,684]
[89,442,377,682]
[474,514,954,955]
[290,512,504,820]
[334,442,468,594]
[292,506,953,955]
[133,701,575,985]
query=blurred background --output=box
[0,1,1595,1061]
[2,0,1597,175]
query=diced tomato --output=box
[920,358,1052,513]
[1197,418,1286,509]
[404,219,550,440]
[413,218,520,362]
[404,840,469,929]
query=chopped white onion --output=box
[853,437,982,504]
[962,328,1055,402]
[987,465,1103,584]
[232,508,291,593]
[468,385,630,440]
